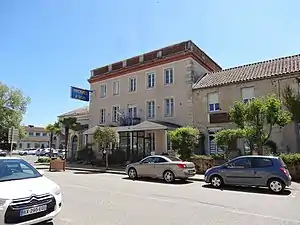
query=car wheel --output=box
[163,170,175,183]
[128,168,137,179]
[210,175,223,188]
[268,178,285,194]
[23,153,27,156]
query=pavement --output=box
[41,170,300,225]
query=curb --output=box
[35,166,205,182]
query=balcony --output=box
[119,117,141,126]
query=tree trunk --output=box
[49,133,53,158]
[294,120,300,153]
[105,151,108,169]
[64,128,69,160]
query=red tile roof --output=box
[193,54,300,89]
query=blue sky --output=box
[1,0,300,126]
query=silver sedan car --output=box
[125,155,196,183]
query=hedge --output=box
[36,157,51,163]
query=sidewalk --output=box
[34,163,205,182]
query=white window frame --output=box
[146,72,155,89]
[100,83,107,98]
[164,67,174,85]
[112,80,120,96]
[241,87,255,104]
[127,104,138,118]
[112,105,120,122]
[146,100,156,119]
[208,92,220,112]
[128,76,137,92]
[164,97,175,117]
[100,108,106,124]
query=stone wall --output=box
[286,163,300,181]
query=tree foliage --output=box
[221,94,291,155]
[93,126,117,150]
[168,126,200,160]
[215,129,245,155]
[0,83,30,144]
[46,122,61,156]
[59,117,78,154]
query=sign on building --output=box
[70,86,91,102]
[8,128,19,143]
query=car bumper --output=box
[175,169,196,178]
[1,193,62,225]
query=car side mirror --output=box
[38,170,45,176]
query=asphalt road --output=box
[32,170,300,225]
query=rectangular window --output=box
[28,132,33,136]
[35,132,41,136]
[146,100,155,119]
[112,81,120,96]
[164,98,174,117]
[128,104,137,118]
[100,108,106,124]
[164,68,174,85]
[242,87,254,103]
[42,133,47,136]
[112,106,120,122]
[146,72,155,89]
[208,93,220,112]
[27,143,30,148]
[129,77,137,92]
[19,143,22,149]
[149,132,156,151]
[100,84,107,98]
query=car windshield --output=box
[0,159,41,182]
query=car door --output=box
[136,156,156,177]
[223,157,256,185]
[152,156,169,178]
[251,157,274,186]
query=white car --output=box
[0,157,62,224]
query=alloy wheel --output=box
[269,180,283,193]
[128,168,137,179]
[164,171,174,183]
[211,176,222,187]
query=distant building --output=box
[17,125,50,150]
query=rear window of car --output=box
[251,158,273,168]
[166,156,182,161]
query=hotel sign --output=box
[70,86,91,102]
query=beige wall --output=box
[89,57,209,128]
[193,74,300,154]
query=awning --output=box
[83,121,174,135]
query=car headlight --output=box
[0,198,8,207]
[52,186,61,195]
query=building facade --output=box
[84,40,221,161]
[17,126,50,150]
[192,54,300,154]
[55,106,89,159]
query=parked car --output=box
[126,155,196,183]
[204,155,292,194]
[0,157,62,224]
[0,150,7,157]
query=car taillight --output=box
[177,164,187,169]
[280,167,287,175]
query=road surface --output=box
[36,170,300,225]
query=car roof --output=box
[0,156,22,160]
[234,155,279,159]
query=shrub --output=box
[36,157,50,163]
[280,153,300,165]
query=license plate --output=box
[20,205,47,216]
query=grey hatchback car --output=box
[204,155,292,193]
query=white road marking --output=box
[63,184,300,223]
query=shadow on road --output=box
[35,221,54,225]
[122,177,193,185]
[202,184,292,195]
[73,171,103,175]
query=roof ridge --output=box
[214,53,300,74]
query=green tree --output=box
[93,126,117,169]
[282,84,300,153]
[168,126,200,160]
[215,129,245,158]
[46,122,61,157]
[59,117,78,158]
[228,94,291,155]
[0,83,30,151]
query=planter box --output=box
[191,158,225,174]
[49,158,66,172]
